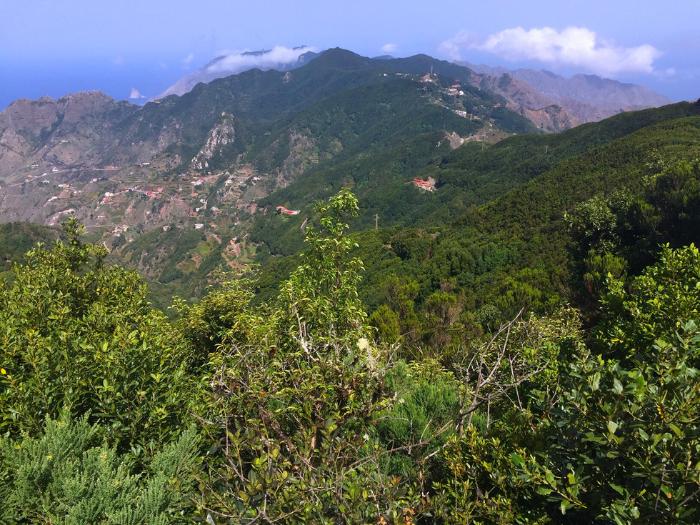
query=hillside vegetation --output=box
[0,222,57,276]
[2,130,700,521]
[0,49,538,307]
[254,102,700,322]
[1,67,699,520]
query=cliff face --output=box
[471,73,578,131]
[0,92,138,178]
[190,113,237,171]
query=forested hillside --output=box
[254,102,700,325]
[1,62,699,520]
[0,222,56,274]
[2,152,700,521]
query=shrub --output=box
[0,219,198,450]
[0,412,200,524]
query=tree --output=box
[431,308,580,524]
[369,304,402,345]
[199,190,419,523]
[278,188,368,349]
[422,291,463,348]
[597,243,700,358]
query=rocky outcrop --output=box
[520,104,576,132]
[191,113,236,171]
[471,72,578,132]
[279,130,318,182]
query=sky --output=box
[1,0,698,108]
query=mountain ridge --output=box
[0,48,535,302]
[157,46,318,98]
[0,48,687,305]
[155,47,671,134]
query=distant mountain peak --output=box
[312,48,370,67]
[459,61,670,127]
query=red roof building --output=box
[412,177,436,192]
[276,205,300,216]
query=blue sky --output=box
[1,0,698,107]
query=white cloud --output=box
[182,52,195,67]
[441,26,661,76]
[158,45,318,98]
[205,45,315,75]
[381,43,398,54]
[128,88,145,100]
[438,31,477,61]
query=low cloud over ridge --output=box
[158,45,316,98]
[441,26,661,76]
[206,46,315,74]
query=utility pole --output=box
[374,213,379,231]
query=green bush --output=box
[0,219,199,450]
[378,359,460,481]
[198,191,420,523]
[598,243,700,358]
[519,245,700,523]
[0,412,200,524]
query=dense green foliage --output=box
[253,102,700,257]
[0,219,198,450]
[250,105,700,335]
[188,191,420,521]
[0,413,200,524]
[2,102,700,522]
